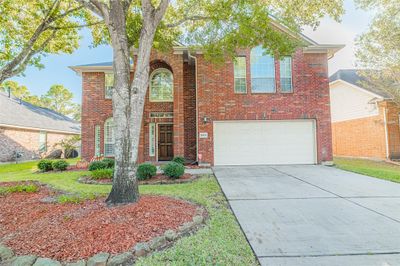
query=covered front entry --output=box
[158,124,174,161]
[213,120,317,165]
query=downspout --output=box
[188,51,199,162]
[383,106,390,160]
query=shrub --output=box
[102,158,115,168]
[0,184,38,196]
[172,156,185,165]
[137,163,157,180]
[52,160,69,171]
[37,159,53,172]
[88,161,108,171]
[162,162,185,179]
[90,168,114,180]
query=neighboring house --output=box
[71,30,343,166]
[329,69,400,160]
[0,91,81,162]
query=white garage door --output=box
[213,120,316,165]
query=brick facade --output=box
[80,48,333,165]
[332,101,400,160]
[196,50,332,164]
[0,126,77,162]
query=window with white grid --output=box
[104,118,115,156]
[234,57,247,93]
[105,73,114,99]
[149,68,173,102]
[250,46,276,93]
[280,57,293,92]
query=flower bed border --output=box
[77,173,200,186]
[0,182,208,266]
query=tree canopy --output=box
[0,0,94,83]
[355,0,400,105]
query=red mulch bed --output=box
[0,182,197,262]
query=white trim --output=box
[383,107,390,159]
[104,117,115,157]
[149,68,174,103]
[329,79,385,100]
[0,123,79,135]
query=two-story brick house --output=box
[71,32,343,166]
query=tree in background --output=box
[41,84,81,120]
[356,0,400,106]
[0,0,97,83]
[77,0,343,204]
[0,81,81,121]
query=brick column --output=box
[173,59,185,157]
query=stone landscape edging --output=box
[77,174,201,186]
[0,207,207,266]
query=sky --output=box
[13,0,374,104]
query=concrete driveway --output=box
[213,165,400,266]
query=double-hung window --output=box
[234,57,247,93]
[280,56,293,92]
[104,118,115,156]
[105,73,114,99]
[149,69,173,102]
[250,46,276,93]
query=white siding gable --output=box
[330,80,381,122]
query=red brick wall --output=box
[196,49,333,164]
[81,48,333,165]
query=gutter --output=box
[188,51,199,162]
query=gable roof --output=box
[0,91,80,134]
[329,69,391,99]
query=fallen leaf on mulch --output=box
[0,182,197,262]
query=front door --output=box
[158,124,173,161]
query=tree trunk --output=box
[105,0,169,205]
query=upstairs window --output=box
[104,118,115,156]
[105,73,114,99]
[250,46,276,93]
[234,57,247,93]
[150,69,173,102]
[280,57,293,92]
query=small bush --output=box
[137,163,157,180]
[52,160,69,171]
[162,162,185,179]
[172,156,185,165]
[102,158,115,168]
[88,161,108,171]
[37,159,53,172]
[90,168,114,180]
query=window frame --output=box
[250,46,276,94]
[279,56,294,93]
[233,56,247,94]
[104,72,114,99]
[149,68,174,102]
[39,131,47,153]
[104,117,115,157]
[94,125,101,156]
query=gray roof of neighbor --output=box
[76,61,113,67]
[329,69,391,98]
[0,91,80,134]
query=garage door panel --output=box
[214,120,316,165]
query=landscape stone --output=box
[133,243,150,257]
[10,255,37,266]
[0,245,14,261]
[107,252,133,266]
[87,252,109,266]
[149,236,167,250]
[164,230,178,241]
[32,258,62,266]
[64,260,86,266]
[192,215,204,225]
[178,222,194,234]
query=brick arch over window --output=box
[150,60,173,73]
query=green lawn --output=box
[334,157,400,183]
[0,160,257,266]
